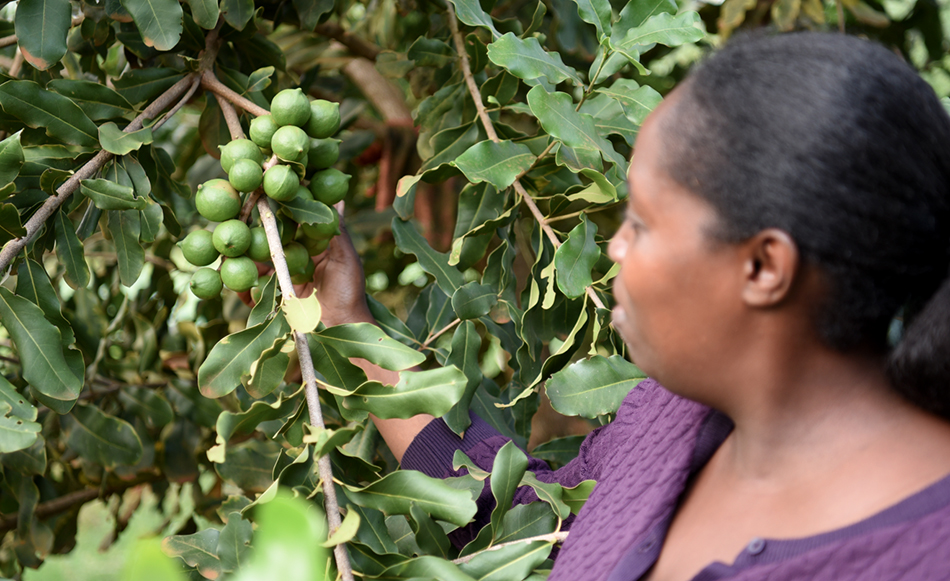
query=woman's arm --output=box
[302,228,433,461]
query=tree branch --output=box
[201,70,269,117]
[0,73,199,275]
[256,197,354,581]
[451,531,570,565]
[446,7,607,311]
[315,22,380,61]
[214,92,245,141]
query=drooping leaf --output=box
[443,321,483,435]
[0,132,24,187]
[62,403,144,468]
[573,0,612,40]
[488,441,529,539]
[408,503,451,558]
[554,214,600,298]
[447,0,501,38]
[0,81,99,147]
[16,259,74,346]
[452,140,536,190]
[344,470,479,527]
[14,0,71,70]
[109,209,145,286]
[546,355,646,418]
[47,80,136,121]
[0,287,82,409]
[323,508,361,548]
[54,210,90,289]
[99,122,154,156]
[185,0,220,29]
[119,0,183,51]
[339,366,468,419]
[221,0,255,30]
[81,178,146,211]
[198,313,291,398]
[487,33,583,86]
[392,218,466,294]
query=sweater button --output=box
[747,537,766,555]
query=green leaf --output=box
[459,540,552,580]
[546,355,646,418]
[420,122,483,179]
[409,503,451,558]
[349,505,398,555]
[487,33,583,86]
[496,502,557,544]
[139,200,163,243]
[162,529,223,579]
[0,287,82,409]
[340,366,468,419]
[489,441,529,539]
[563,479,596,515]
[0,80,99,147]
[0,132,24,187]
[408,37,455,67]
[221,0,254,30]
[119,0,183,51]
[246,67,275,93]
[344,470,478,527]
[452,281,498,320]
[63,403,144,467]
[282,294,322,333]
[14,0,71,70]
[99,122,154,155]
[217,512,253,571]
[81,178,146,211]
[519,472,570,520]
[530,435,584,467]
[447,0,501,38]
[109,210,145,286]
[16,258,74,346]
[0,400,41,453]
[378,555,475,581]
[610,11,705,62]
[611,0,676,39]
[248,274,278,327]
[54,210,90,289]
[303,423,363,458]
[198,313,291,398]
[322,508,360,548]
[527,85,626,169]
[214,441,278,492]
[244,339,290,399]
[118,386,174,429]
[216,392,298,445]
[308,335,367,392]
[453,140,536,190]
[0,376,36,423]
[314,322,425,371]
[597,79,663,126]
[443,321,482,435]
[113,69,185,106]
[47,80,136,121]
[293,0,334,30]
[567,169,617,203]
[1,434,46,475]
[279,195,335,225]
[185,0,220,29]
[392,218,466,294]
[573,0,612,40]
[554,214,600,298]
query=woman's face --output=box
[607,95,747,394]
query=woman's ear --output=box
[740,228,799,307]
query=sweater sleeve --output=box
[401,411,617,548]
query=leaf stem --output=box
[451,530,570,565]
[214,91,246,141]
[256,197,354,581]
[421,317,461,349]
[0,72,200,275]
[447,5,606,310]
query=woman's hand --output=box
[296,225,375,328]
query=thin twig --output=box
[447,6,606,311]
[451,531,570,565]
[201,70,269,117]
[421,318,461,349]
[0,73,199,275]
[545,201,624,224]
[0,35,15,49]
[8,49,23,77]
[256,197,354,581]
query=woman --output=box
[310,32,950,579]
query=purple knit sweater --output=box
[402,379,950,580]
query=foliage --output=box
[0,0,944,578]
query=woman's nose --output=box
[607,228,627,263]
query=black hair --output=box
[664,32,950,417]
